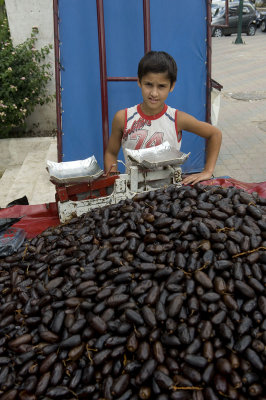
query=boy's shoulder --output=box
[166,104,178,114]
[112,108,126,130]
[114,105,138,120]
[113,108,126,118]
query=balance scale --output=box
[55,164,183,223]
[48,143,190,223]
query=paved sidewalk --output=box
[212,31,266,183]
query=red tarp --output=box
[0,202,60,239]
[200,178,266,198]
[0,179,265,239]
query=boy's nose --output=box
[151,87,158,97]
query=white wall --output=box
[5,0,57,134]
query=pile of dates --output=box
[0,183,266,400]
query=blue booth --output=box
[56,0,211,173]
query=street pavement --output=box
[212,30,266,183]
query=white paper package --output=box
[47,155,103,184]
[125,141,190,169]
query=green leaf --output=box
[0,24,53,134]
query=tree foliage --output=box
[0,16,53,137]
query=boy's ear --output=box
[170,82,176,92]
[137,78,142,88]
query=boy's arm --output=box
[178,111,222,185]
[104,110,125,173]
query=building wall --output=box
[5,0,56,133]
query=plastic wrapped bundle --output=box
[125,141,190,169]
[47,155,103,184]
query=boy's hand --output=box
[103,166,120,177]
[181,170,213,186]
[103,171,120,177]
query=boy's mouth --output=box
[149,98,159,104]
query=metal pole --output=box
[96,0,109,156]
[235,0,244,44]
[53,0,62,162]
[143,0,151,53]
[206,0,212,124]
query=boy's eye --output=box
[144,83,166,88]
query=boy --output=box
[104,51,222,185]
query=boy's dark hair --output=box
[138,51,177,87]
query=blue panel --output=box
[104,0,144,77]
[59,0,103,165]
[150,0,207,172]
[103,0,144,168]
[59,0,208,173]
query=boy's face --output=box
[138,72,175,115]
